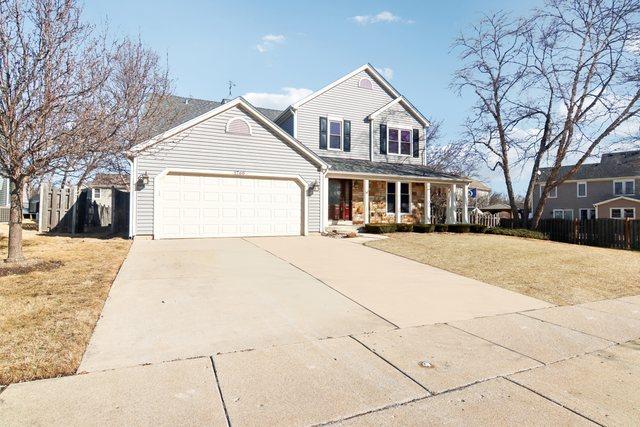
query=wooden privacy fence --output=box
[38,185,129,235]
[501,218,640,250]
[38,185,78,233]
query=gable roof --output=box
[89,173,130,189]
[593,195,640,206]
[147,95,283,137]
[539,150,640,181]
[129,97,327,169]
[367,96,430,126]
[290,64,401,110]
[469,180,491,192]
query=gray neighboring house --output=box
[127,64,470,239]
[0,176,9,222]
[533,150,640,220]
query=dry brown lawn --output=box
[366,233,640,306]
[0,225,131,385]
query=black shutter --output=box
[380,124,387,154]
[319,117,327,149]
[343,120,351,152]
[412,129,420,158]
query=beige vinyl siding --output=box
[134,105,322,236]
[296,70,396,160]
[372,103,424,165]
[0,177,9,207]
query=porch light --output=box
[138,172,149,186]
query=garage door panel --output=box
[157,174,302,239]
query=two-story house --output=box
[127,64,470,239]
[533,150,640,220]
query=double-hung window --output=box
[386,183,395,213]
[553,209,573,220]
[329,119,342,150]
[611,208,635,219]
[387,127,412,156]
[93,188,101,199]
[577,182,587,198]
[386,182,411,214]
[540,185,557,198]
[614,179,635,195]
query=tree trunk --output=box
[6,176,25,263]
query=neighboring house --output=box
[457,180,491,208]
[128,64,471,239]
[533,150,640,220]
[87,173,130,227]
[481,203,523,219]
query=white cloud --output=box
[376,67,394,80]
[351,11,414,25]
[256,34,285,53]
[243,87,313,109]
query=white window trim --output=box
[386,125,412,157]
[93,188,101,199]
[540,184,557,198]
[552,208,573,219]
[613,179,635,195]
[225,117,252,135]
[579,208,596,219]
[576,181,587,198]
[358,76,373,89]
[327,116,343,151]
[610,207,636,219]
[385,181,412,214]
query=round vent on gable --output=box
[225,117,252,135]
[358,77,373,90]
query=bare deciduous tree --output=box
[454,0,640,226]
[0,0,170,262]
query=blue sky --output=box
[85,0,544,193]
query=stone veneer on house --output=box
[351,180,425,225]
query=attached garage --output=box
[129,98,326,240]
[154,172,305,239]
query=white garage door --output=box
[156,173,303,239]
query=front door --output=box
[328,179,352,221]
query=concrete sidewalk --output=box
[3,296,639,425]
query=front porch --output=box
[323,177,469,230]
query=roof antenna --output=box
[228,80,236,97]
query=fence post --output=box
[111,186,116,233]
[38,183,46,233]
[71,186,78,235]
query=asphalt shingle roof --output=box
[147,95,283,136]
[539,150,640,180]
[320,156,462,180]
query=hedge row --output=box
[484,227,548,240]
[363,223,488,234]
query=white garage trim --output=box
[153,168,309,239]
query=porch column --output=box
[363,179,370,224]
[424,182,431,224]
[395,181,401,223]
[462,183,469,223]
[321,175,329,230]
[446,183,457,224]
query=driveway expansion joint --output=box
[518,310,624,344]
[242,238,400,329]
[210,356,232,427]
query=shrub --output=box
[448,224,472,233]
[413,224,435,233]
[485,227,547,240]
[469,224,487,233]
[434,224,449,232]
[364,223,397,234]
[396,223,414,232]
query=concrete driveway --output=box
[79,236,548,372]
[3,236,640,426]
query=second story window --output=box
[577,182,587,198]
[329,120,342,150]
[388,127,412,156]
[540,184,557,198]
[614,179,635,195]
